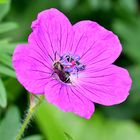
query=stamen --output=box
[52,53,85,84]
[60,53,86,74]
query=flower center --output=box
[52,53,85,84]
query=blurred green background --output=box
[0,0,140,140]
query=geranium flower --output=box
[12,8,132,119]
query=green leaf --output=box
[0,106,20,140]
[0,65,16,78]
[113,19,140,63]
[5,78,23,102]
[129,66,140,92]
[0,0,7,4]
[0,39,16,54]
[0,54,13,68]
[118,0,137,14]
[65,132,73,140]
[128,66,140,103]
[88,0,111,10]
[0,22,18,34]
[0,0,11,21]
[60,0,78,10]
[0,78,7,108]
[40,103,140,140]
[88,0,100,10]
[35,101,66,140]
[23,135,43,140]
[106,120,140,140]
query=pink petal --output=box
[28,8,73,59]
[76,65,132,106]
[12,44,52,94]
[71,21,122,69]
[45,80,95,119]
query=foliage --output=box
[0,0,140,140]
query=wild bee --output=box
[53,61,71,83]
[52,53,85,83]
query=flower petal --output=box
[12,44,52,94]
[28,8,73,60]
[71,21,122,69]
[76,65,132,106]
[45,80,95,119]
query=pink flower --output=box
[12,8,132,119]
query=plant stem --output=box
[16,96,44,140]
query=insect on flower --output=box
[52,52,86,84]
[53,60,71,83]
[12,8,132,119]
